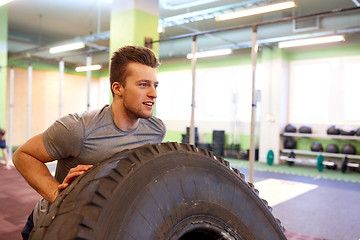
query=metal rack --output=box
[279,133,360,172]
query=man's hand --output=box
[55,165,93,199]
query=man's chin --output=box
[140,112,153,119]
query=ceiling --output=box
[5,0,360,69]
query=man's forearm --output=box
[13,151,59,202]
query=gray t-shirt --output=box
[34,105,166,226]
[43,104,166,183]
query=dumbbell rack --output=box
[279,132,360,172]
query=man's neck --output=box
[111,101,140,131]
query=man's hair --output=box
[110,45,160,96]
[0,128,5,136]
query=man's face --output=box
[121,62,158,119]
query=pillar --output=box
[0,5,8,128]
[258,48,289,164]
[109,0,159,55]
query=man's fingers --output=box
[69,165,93,173]
[57,165,94,195]
[63,171,85,183]
[58,183,69,191]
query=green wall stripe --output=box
[287,44,360,61]
[160,43,360,72]
[296,138,360,154]
[7,60,108,77]
[164,130,251,150]
[159,53,252,72]
[260,48,291,62]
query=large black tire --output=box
[30,142,286,240]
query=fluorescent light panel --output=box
[49,42,85,54]
[157,25,164,33]
[278,35,345,48]
[187,48,232,59]
[216,1,295,21]
[0,0,13,7]
[352,0,360,7]
[75,65,102,72]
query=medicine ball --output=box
[311,142,323,152]
[341,144,357,155]
[325,144,339,153]
[327,125,340,135]
[339,126,356,136]
[355,127,360,136]
[284,137,296,149]
[284,124,296,133]
[299,125,312,134]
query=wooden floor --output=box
[0,166,40,240]
[0,164,330,240]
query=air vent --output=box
[292,16,319,32]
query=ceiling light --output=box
[352,0,360,7]
[75,64,102,72]
[216,1,296,21]
[278,35,345,48]
[0,0,14,7]
[49,42,85,54]
[187,48,232,59]
[157,25,164,33]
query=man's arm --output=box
[13,134,92,203]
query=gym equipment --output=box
[355,127,360,136]
[284,124,296,133]
[327,125,340,135]
[311,142,323,152]
[284,137,296,149]
[317,155,324,172]
[212,130,225,157]
[280,149,344,172]
[299,125,312,134]
[325,143,339,153]
[341,156,360,173]
[341,156,348,173]
[339,126,356,136]
[286,151,295,166]
[341,144,357,155]
[267,149,274,165]
[182,127,199,145]
[316,155,337,172]
[29,142,286,240]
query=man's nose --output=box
[148,85,157,98]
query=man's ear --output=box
[112,82,124,97]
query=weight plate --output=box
[316,155,324,172]
[341,157,348,173]
[267,150,274,166]
[287,152,295,167]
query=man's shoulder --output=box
[141,116,164,126]
[140,117,166,133]
[80,105,110,121]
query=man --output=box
[13,45,166,239]
[0,128,11,170]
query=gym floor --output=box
[0,160,359,240]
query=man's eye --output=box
[140,83,147,87]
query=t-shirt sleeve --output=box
[150,117,167,142]
[43,113,85,160]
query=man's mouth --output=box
[143,102,154,106]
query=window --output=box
[343,61,360,121]
[289,56,360,124]
[156,71,192,120]
[289,62,330,122]
[156,65,254,122]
